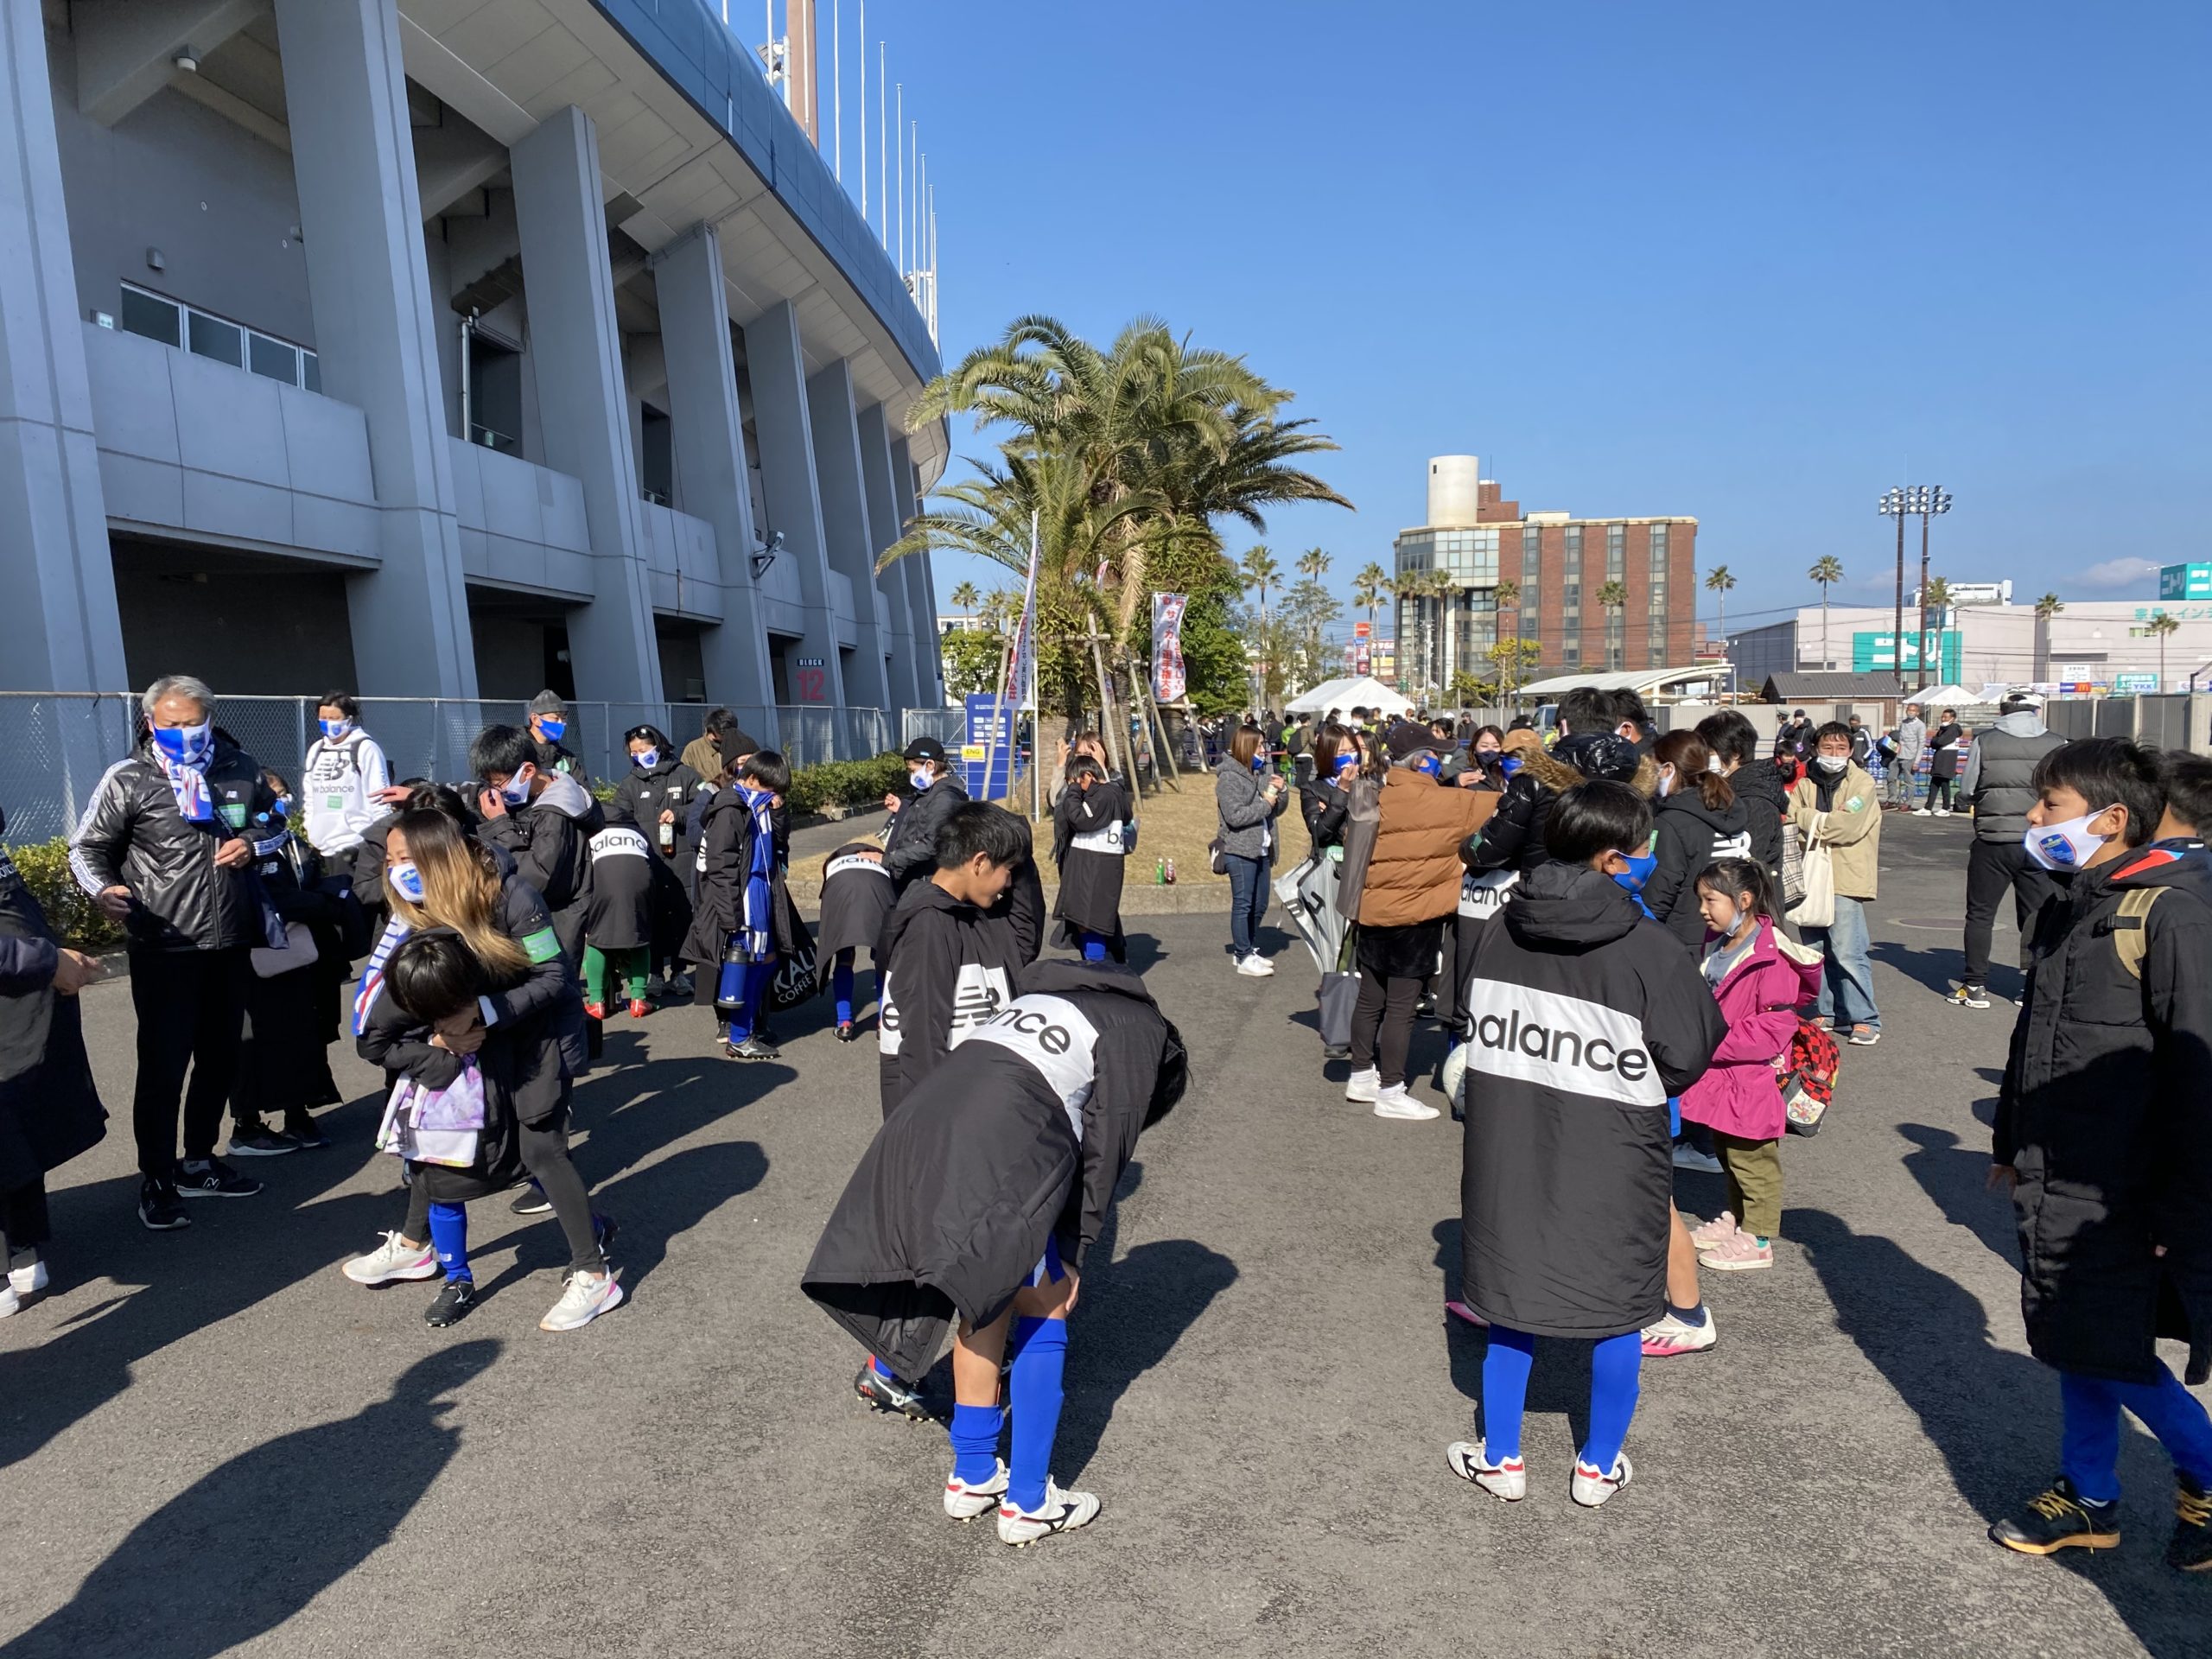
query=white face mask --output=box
[1656,767,1675,799]
[1815,754,1847,774]
[2023,807,2119,872]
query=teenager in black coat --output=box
[1049,755,1130,962]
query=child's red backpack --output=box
[1779,1019,1842,1135]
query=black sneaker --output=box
[1322,1044,1351,1061]
[594,1213,620,1260]
[854,1362,932,1421]
[835,1020,857,1043]
[1946,983,1992,1010]
[2171,1472,2212,1573]
[510,1185,552,1217]
[228,1128,299,1158]
[138,1178,189,1231]
[283,1111,329,1149]
[1989,1478,2121,1556]
[726,1035,782,1061]
[424,1279,478,1328]
[175,1158,263,1198]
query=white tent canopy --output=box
[1285,676,1415,717]
[1908,683,1984,707]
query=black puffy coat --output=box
[1464,746,1585,875]
[479,772,602,963]
[1997,842,2212,1384]
[67,731,280,952]
[1644,787,1752,947]
[607,754,708,874]
[1300,776,1351,852]
[0,821,106,1192]
[1727,759,1789,888]
[802,963,1184,1379]
[880,774,970,893]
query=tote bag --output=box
[1789,823,1836,930]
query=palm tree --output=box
[1241,544,1281,702]
[950,580,979,626]
[2149,610,2182,690]
[1921,576,1954,680]
[1352,562,1386,630]
[1493,578,1521,703]
[2035,592,2065,620]
[1597,579,1628,671]
[1704,564,1736,656]
[1419,569,1454,703]
[1808,556,1844,669]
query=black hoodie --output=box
[874,877,1025,1116]
[1644,786,1752,946]
[803,961,1187,1379]
[1459,861,1726,1339]
[1726,758,1789,885]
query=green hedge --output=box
[785,752,907,817]
[7,838,124,954]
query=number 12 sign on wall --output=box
[795,657,827,702]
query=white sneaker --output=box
[1914,807,1933,817]
[1933,807,1952,817]
[1373,1084,1440,1121]
[1344,1067,1381,1103]
[1571,1452,1635,1508]
[341,1230,439,1286]
[8,1248,46,1297]
[1640,1308,1719,1357]
[0,1282,17,1319]
[1446,1438,1526,1501]
[1670,1144,1723,1174]
[997,1478,1101,1546]
[944,1459,1008,1521]
[1236,952,1274,977]
[539,1266,625,1332]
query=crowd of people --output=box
[0,670,2206,1568]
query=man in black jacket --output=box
[880,737,970,893]
[804,960,1186,1546]
[1949,694,2064,1009]
[1986,738,2212,1572]
[70,676,282,1227]
[471,725,603,967]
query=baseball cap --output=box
[902,737,947,764]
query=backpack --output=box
[1780,1018,1842,1136]
[2113,887,2165,981]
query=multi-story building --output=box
[2,0,944,769]
[1389,457,1697,697]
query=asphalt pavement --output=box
[0,813,2205,1657]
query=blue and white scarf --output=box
[352,914,413,1036]
[736,785,778,963]
[157,748,214,823]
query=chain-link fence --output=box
[0,692,945,840]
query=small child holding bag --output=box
[1681,858,1825,1272]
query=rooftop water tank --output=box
[1427,455,1480,528]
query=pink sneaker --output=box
[1688,1212,1738,1252]
[1700,1230,1774,1272]
[1445,1299,1489,1328]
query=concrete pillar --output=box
[652,223,776,715]
[891,435,944,703]
[0,4,129,701]
[511,105,658,703]
[274,0,478,696]
[805,359,892,710]
[856,401,920,709]
[741,298,844,709]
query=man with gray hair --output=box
[1886,702,1927,809]
[70,676,284,1229]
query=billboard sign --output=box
[2160,563,2212,601]
[1851,630,1961,681]
[2115,672,2159,694]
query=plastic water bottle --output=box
[1154,856,1164,886]
[1165,857,1176,885]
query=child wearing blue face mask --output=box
[682,750,792,1060]
[1447,780,1726,1509]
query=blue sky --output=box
[823,0,2209,639]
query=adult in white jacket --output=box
[301,693,391,872]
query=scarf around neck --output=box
[156,744,215,823]
[738,787,777,960]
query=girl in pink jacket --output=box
[1681,859,1824,1272]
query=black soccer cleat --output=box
[2171,1472,2212,1573]
[854,1362,932,1421]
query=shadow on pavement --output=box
[1898,1122,2018,1264]
[1870,938,1968,999]
[1795,1209,2202,1658]
[0,1341,499,1659]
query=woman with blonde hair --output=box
[341,810,620,1332]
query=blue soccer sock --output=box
[873,1355,895,1380]
[1006,1315,1070,1512]
[728,959,775,1043]
[1080,931,1109,963]
[426,1200,470,1284]
[1479,1325,1536,1461]
[832,951,855,1025]
[950,1402,1004,1485]
[1581,1329,1643,1474]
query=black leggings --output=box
[1350,969,1422,1089]
[1926,776,1955,810]
[403,1117,603,1274]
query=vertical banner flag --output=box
[1003,512,1041,711]
[1152,592,1189,703]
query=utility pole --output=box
[1880,487,1909,696]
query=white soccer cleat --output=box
[944,1459,1008,1521]
[1446,1439,1526,1501]
[997,1479,1101,1546]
